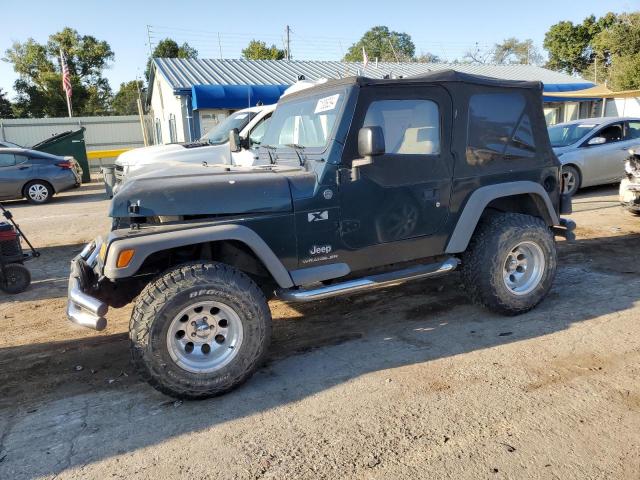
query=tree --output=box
[146,38,197,79]
[241,40,285,60]
[414,52,441,63]
[3,27,114,117]
[493,38,542,65]
[112,80,144,115]
[0,88,13,118]
[344,26,415,62]
[592,12,640,89]
[543,14,616,75]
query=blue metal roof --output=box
[149,59,594,107]
[191,84,289,109]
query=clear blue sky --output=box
[1,0,637,98]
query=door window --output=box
[626,121,640,140]
[592,123,623,144]
[248,115,272,146]
[363,100,440,155]
[0,154,16,167]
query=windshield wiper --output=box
[284,143,306,166]
[260,144,277,164]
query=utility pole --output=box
[146,25,154,57]
[387,37,400,63]
[594,56,598,84]
[218,33,223,60]
[285,25,291,60]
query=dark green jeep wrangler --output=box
[68,71,574,398]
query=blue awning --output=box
[543,82,596,102]
[191,84,289,110]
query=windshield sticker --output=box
[314,94,340,114]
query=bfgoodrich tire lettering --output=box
[461,213,557,315]
[130,262,271,399]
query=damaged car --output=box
[620,150,640,214]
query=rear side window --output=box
[0,154,16,167]
[364,99,440,155]
[627,121,640,140]
[467,92,536,164]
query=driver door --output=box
[339,86,453,250]
[581,122,627,184]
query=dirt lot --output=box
[1,183,639,479]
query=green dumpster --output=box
[32,127,91,183]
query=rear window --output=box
[467,92,536,164]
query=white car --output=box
[114,104,275,183]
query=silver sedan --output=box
[549,117,640,195]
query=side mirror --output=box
[352,126,385,181]
[588,136,606,146]
[229,128,241,152]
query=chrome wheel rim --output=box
[562,170,576,194]
[503,241,545,296]
[28,184,48,202]
[166,300,243,374]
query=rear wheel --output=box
[561,165,581,196]
[0,263,31,294]
[461,213,557,315]
[130,262,271,399]
[25,181,52,204]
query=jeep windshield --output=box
[199,111,257,145]
[260,88,346,151]
[548,123,598,147]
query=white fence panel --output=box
[0,115,150,151]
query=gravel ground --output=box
[0,183,639,479]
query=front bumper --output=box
[67,240,109,331]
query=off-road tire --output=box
[461,213,557,315]
[24,180,53,204]
[0,263,31,294]
[130,262,271,399]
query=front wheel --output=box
[561,165,581,196]
[461,213,557,315]
[130,262,272,399]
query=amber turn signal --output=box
[116,249,135,268]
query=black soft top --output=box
[285,69,543,100]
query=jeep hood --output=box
[109,164,301,218]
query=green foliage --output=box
[146,38,198,79]
[241,40,285,60]
[414,52,441,63]
[593,12,640,89]
[112,80,144,116]
[492,38,542,65]
[544,11,640,90]
[0,88,14,118]
[3,27,114,117]
[543,14,616,75]
[344,26,415,62]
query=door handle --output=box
[18,166,30,170]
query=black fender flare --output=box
[445,181,559,254]
[103,224,294,288]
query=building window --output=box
[363,99,440,155]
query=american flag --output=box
[60,49,72,99]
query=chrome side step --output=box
[277,257,459,303]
